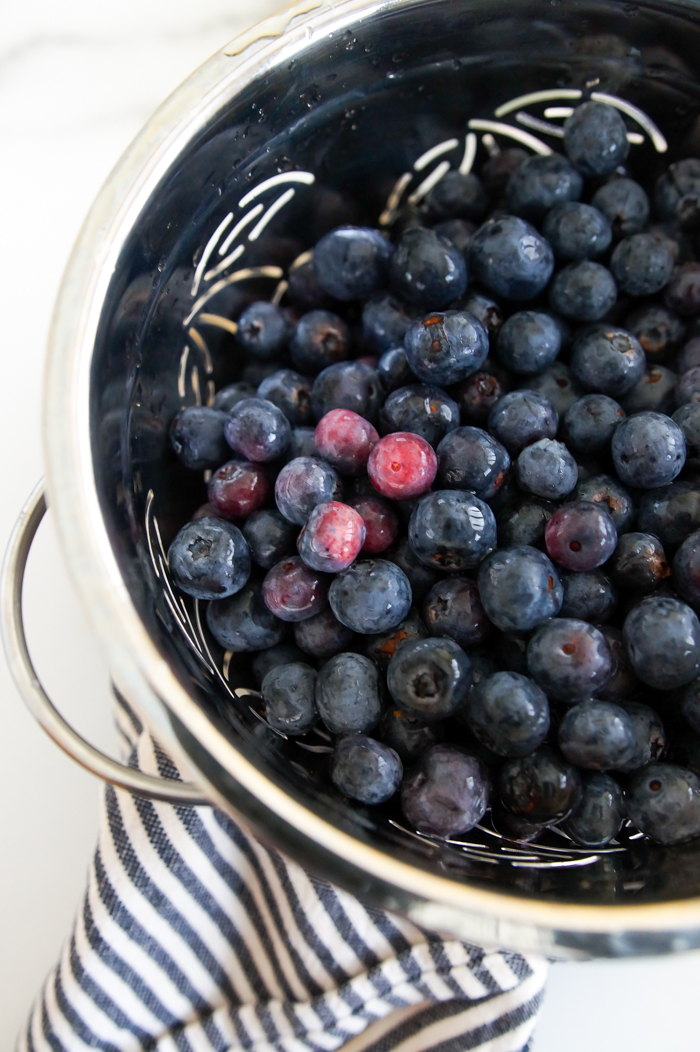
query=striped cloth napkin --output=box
[19,695,548,1051]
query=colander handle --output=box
[1,482,208,805]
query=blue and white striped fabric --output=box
[20,696,548,1051]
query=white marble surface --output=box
[2,1,700,1047]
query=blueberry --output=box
[257,370,313,427]
[527,618,613,701]
[368,432,437,500]
[549,261,617,323]
[454,371,506,426]
[433,218,477,257]
[573,474,635,534]
[377,346,414,393]
[498,497,556,548]
[625,303,685,362]
[287,255,330,310]
[477,545,562,633]
[213,382,257,414]
[352,495,399,555]
[637,480,700,549]
[563,394,625,454]
[297,501,365,573]
[224,398,291,463]
[311,361,382,423]
[620,366,678,416]
[403,310,489,387]
[506,153,583,219]
[275,456,342,525]
[466,671,549,757]
[542,201,612,261]
[262,662,318,736]
[563,100,629,178]
[422,576,491,649]
[617,701,666,773]
[499,747,581,822]
[206,581,286,652]
[623,596,700,689]
[262,556,327,623]
[363,293,414,353]
[170,406,229,471]
[408,490,497,571]
[516,439,578,501]
[626,763,700,845]
[496,311,563,376]
[597,625,638,701]
[673,403,700,471]
[314,408,379,476]
[387,636,471,722]
[425,170,488,220]
[675,366,700,410]
[655,158,700,228]
[469,215,554,300]
[331,735,403,805]
[562,772,625,847]
[380,384,460,445]
[290,310,350,374]
[167,517,251,600]
[558,699,636,770]
[673,530,700,608]
[284,427,318,462]
[436,426,510,501]
[488,390,558,454]
[242,509,297,570]
[236,301,289,359]
[609,532,671,594]
[611,233,675,298]
[592,177,649,238]
[389,227,467,309]
[612,412,686,489]
[544,501,617,572]
[681,678,700,734]
[251,643,306,686]
[386,538,439,604]
[460,290,504,338]
[316,652,383,734]
[329,559,412,634]
[491,805,547,843]
[313,226,392,301]
[570,327,645,397]
[208,460,271,520]
[481,147,528,193]
[664,263,700,317]
[401,745,490,835]
[525,362,583,417]
[363,609,429,671]
[293,605,355,659]
[560,570,617,623]
[677,337,700,374]
[379,710,442,762]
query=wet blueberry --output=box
[626,763,700,845]
[560,570,617,624]
[549,261,617,323]
[257,370,313,427]
[626,303,685,363]
[573,474,635,534]
[612,412,686,489]
[379,709,442,763]
[620,365,678,416]
[544,501,617,572]
[496,311,563,376]
[401,745,490,835]
[637,480,700,550]
[206,581,286,652]
[224,398,291,463]
[488,390,558,454]
[314,408,378,475]
[408,490,497,571]
[542,201,612,261]
[608,532,671,594]
[570,326,645,397]
[506,153,583,219]
[499,747,581,822]
[422,576,491,649]
[329,559,412,634]
[389,227,467,309]
[236,301,289,359]
[213,381,257,414]
[498,497,556,548]
[275,456,342,525]
[403,310,489,386]
[297,501,365,573]
[284,427,318,462]
[563,394,625,454]
[363,609,428,671]
[516,439,578,501]
[436,426,510,501]
[262,556,327,623]
[527,618,613,701]
[562,772,625,847]
[460,290,504,338]
[387,636,471,721]
[377,346,414,393]
[170,406,229,471]
[623,596,700,689]
[293,605,355,659]
[611,233,674,298]
[592,177,649,238]
[454,371,506,426]
[387,538,439,604]
[425,170,488,221]
[617,701,666,773]
[311,361,382,423]
[563,100,629,178]
[559,699,636,770]
[316,652,383,734]
[242,509,297,570]
[466,671,549,757]
[290,310,350,374]
[208,460,270,520]
[351,495,399,554]
[469,215,554,300]
[313,226,392,301]
[476,545,562,634]
[168,517,251,600]
[368,432,438,500]
[380,384,460,445]
[331,736,403,805]
[262,662,318,736]
[363,293,414,354]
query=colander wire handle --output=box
[1,481,208,805]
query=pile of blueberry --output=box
[168,99,700,852]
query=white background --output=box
[2,1,700,1047]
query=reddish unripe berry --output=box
[351,496,400,554]
[297,501,366,572]
[208,460,270,519]
[262,556,327,622]
[367,432,437,500]
[545,501,618,572]
[314,409,379,475]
